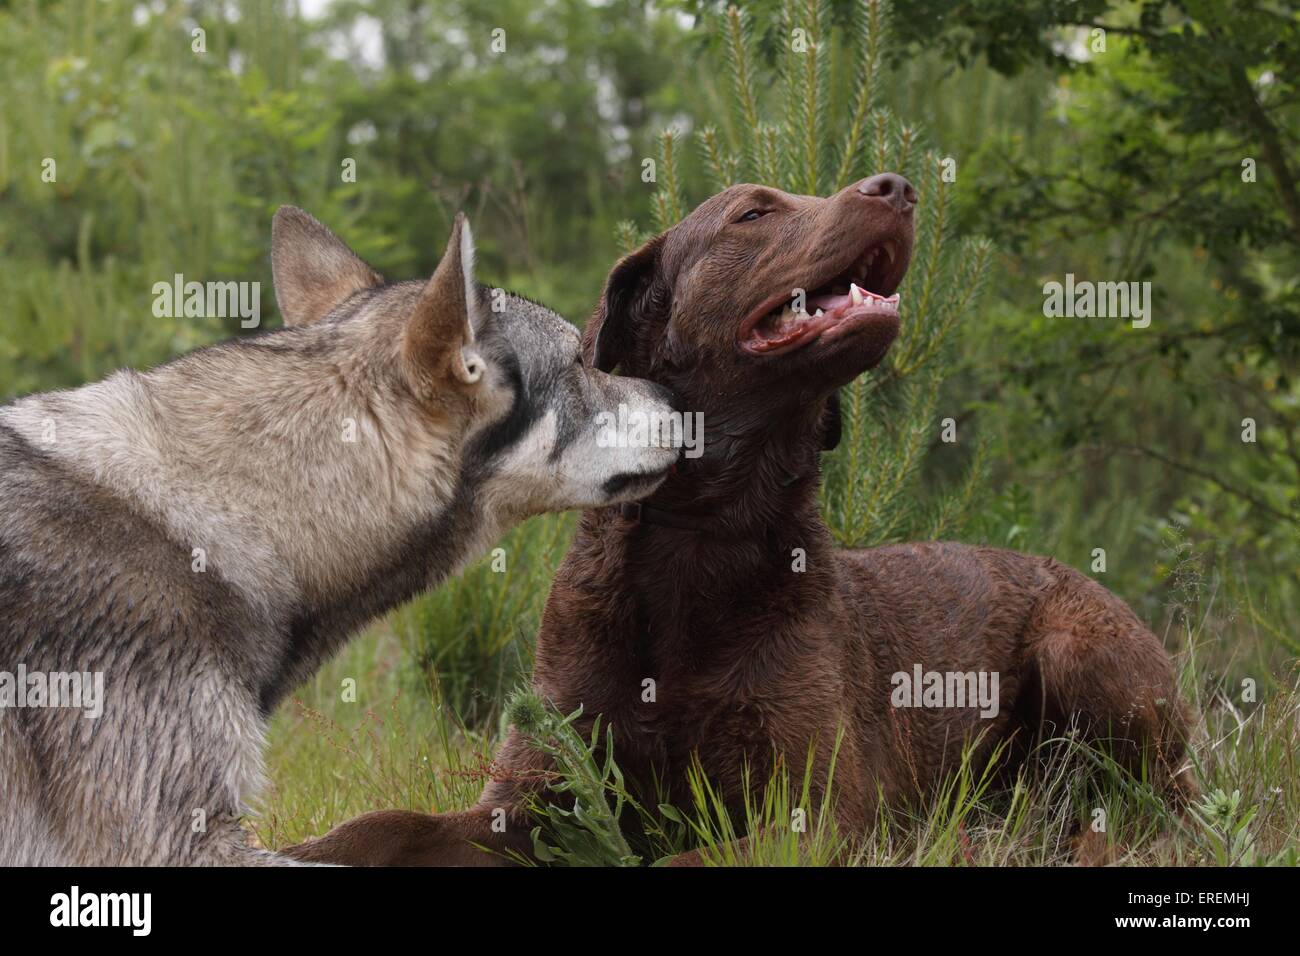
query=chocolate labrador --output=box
[285,174,1196,866]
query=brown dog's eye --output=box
[738,208,769,223]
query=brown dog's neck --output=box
[642,402,826,523]
[531,400,848,692]
[583,404,839,583]
[549,419,841,679]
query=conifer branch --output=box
[755,122,782,186]
[651,128,685,231]
[698,125,740,191]
[615,220,641,256]
[833,0,888,188]
[723,5,762,178]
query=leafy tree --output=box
[892,1,1299,562]
[0,0,694,399]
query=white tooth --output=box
[882,244,895,265]
[850,283,863,306]
[814,308,824,317]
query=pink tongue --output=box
[808,291,853,312]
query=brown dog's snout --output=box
[856,173,916,212]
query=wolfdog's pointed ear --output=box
[271,206,383,327]
[403,213,484,393]
[586,236,664,374]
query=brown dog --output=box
[286,174,1196,866]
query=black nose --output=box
[857,173,916,211]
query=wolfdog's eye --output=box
[737,208,769,223]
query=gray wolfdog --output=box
[0,208,678,865]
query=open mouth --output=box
[738,240,903,356]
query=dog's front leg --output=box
[280,807,532,866]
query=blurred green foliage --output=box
[0,0,692,393]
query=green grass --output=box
[254,513,568,850]
[258,557,1300,866]
[254,624,490,850]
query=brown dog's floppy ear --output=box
[403,213,485,394]
[586,236,664,373]
[820,390,843,451]
[271,206,383,327]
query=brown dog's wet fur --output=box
[286,176,1196,866]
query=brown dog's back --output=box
[838,542,1192,809]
